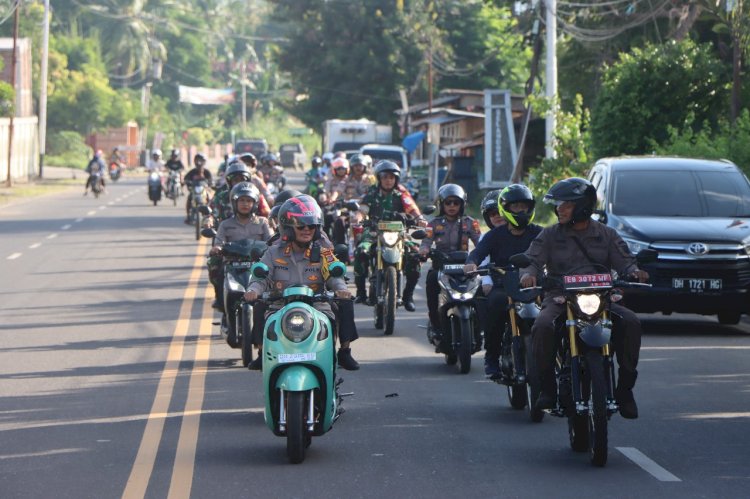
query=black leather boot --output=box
[402,276,418,312]
[337,348,360,371]
[616,369,638,419]
[354,276,368,303]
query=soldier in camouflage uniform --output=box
[355,160,425,310]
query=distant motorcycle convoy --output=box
[85,146,655,466]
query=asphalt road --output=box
[1,171,749,499]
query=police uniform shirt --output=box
[215,216,271,246]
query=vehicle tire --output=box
[456,316,472,374]
[332,219,347,246]
[374,303,384,329]
[153,199,157,206]
[286,391,307,464]
[568,413,589,452]
[384,266,397,335]
[194,210,200,241]
[226,305,240,348]
[240,303,253,367]
[718,311,741,325]
[524,334,544,422]
[444,353,457,365]
[586,350,609,467]
[172,190,177,206]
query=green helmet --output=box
[498,184,535,229]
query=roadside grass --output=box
[0,176,81,206]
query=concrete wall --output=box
[0,116,40,180]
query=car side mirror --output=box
[635,248,658,264]
[328,261,346,278]
[421,205,437,215]
[509,253,531,268]
[251,262,269,279]
[201,227,217,239]
[410,229,427,240]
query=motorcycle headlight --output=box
[281,308,314,343]
[575,294,602,316]
[382,232,399,246]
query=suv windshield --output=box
[612,169,750,217]
[361,149,403,167]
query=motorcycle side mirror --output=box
[201,227,217,239]
[421,205,437,215]
[333,244,349,263]
[635,248,658,264]
[251,262,269,279]
[592,209,608,224]
[410,229,427,240]
[328,261,346,279]
[344,201,360,212]
[509,253,531,268]
[198,205,211,216]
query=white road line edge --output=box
[61,224,71,230]
[98,205,106,210]
[107,201,114,205]
[28,243,41,249]
[7,252,21,260]
[87,210,96,216]
[75,218,84,223]
[46,233,58,240]
[616,447,681,482]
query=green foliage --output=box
[0,81,14,117]
[527,94,593,221]
[241,110,321,157]
[590,39,729,158]
[46,130,92,169]
[653,109,750,175]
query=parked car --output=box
[588,156,750,324]
[359,144,408,171]
[234,139,268,159]
[279,143,307,169]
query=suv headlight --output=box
[281,308,314,343]
[622,237,650,255]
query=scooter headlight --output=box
[382,231,399,246]
[575,293,602,316]
[281,308,314,343]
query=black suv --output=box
[588,156,750,324]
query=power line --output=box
[0,0,20,27]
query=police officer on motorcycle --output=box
[418,184,481,345]
[243,195,360,371]
[355,160,425,309]
[347,153,375,199]
[519,177,649,419]
[240,152,275,206]
[464,184,542,377]
[183,153,213,224]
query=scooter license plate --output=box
[277,352,316,363]
[443,264,464,271]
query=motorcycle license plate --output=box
[443,264,464,271]
[563,273,612,289]
[672,278,722,292]
[277,352,316,363]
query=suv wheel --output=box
[717,311,742,325]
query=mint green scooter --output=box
[250,261,347,464]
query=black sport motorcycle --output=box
[511,250,655,467]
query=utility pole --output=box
[241,59,247,132]
[427,48,433,114]
[38,0,50,178]
[545,0,557,159]
[5,3,18,188]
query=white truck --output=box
[322,119,392,154]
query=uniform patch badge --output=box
[308,275,319,281]
[436,225,444,231]
[274,258,287,265]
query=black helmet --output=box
[350,153,366,167]
[273,188,303,207]
[481,189,502,228]
[269,204,282,225]
[499,184,536,229]
[311,156,323,168]
[436,183,467,216]
[194,153,206,165]
[230,181,260,214]
[225,161,251,186]
[543,177,597,224]
[278,195,323,242]
[239,152,256,166]
[374,160,401,187]
[170,148,179,157]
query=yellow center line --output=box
[122,238,208,499]
[167,279,215,499]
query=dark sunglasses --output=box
[444,199,462,206]
[294,224,317,231]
